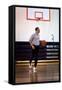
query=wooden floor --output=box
[15,60,59,83]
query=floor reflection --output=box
[16,61,59,83]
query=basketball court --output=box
[15,7,60,83]
[16,60,59,83]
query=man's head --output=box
[35,27,40,34]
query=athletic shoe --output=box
[29,65,32,69]
[33,67,37,72]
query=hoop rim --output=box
[36,17,41,21]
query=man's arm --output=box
[29,34,35,49]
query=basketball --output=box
[40,40,47,47]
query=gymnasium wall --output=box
[15,7,59,42]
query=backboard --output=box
[26,8,51,21]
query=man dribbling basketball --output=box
[29,27,40,72]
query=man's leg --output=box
[33,46,39,72]
[30,55,32,66]
[34,50,38,67]
[29,48,35,68]
[34,46,39,67]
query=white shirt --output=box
[29,33,40,45]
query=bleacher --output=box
[15,42,59,61]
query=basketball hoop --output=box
[36,18,41,21]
